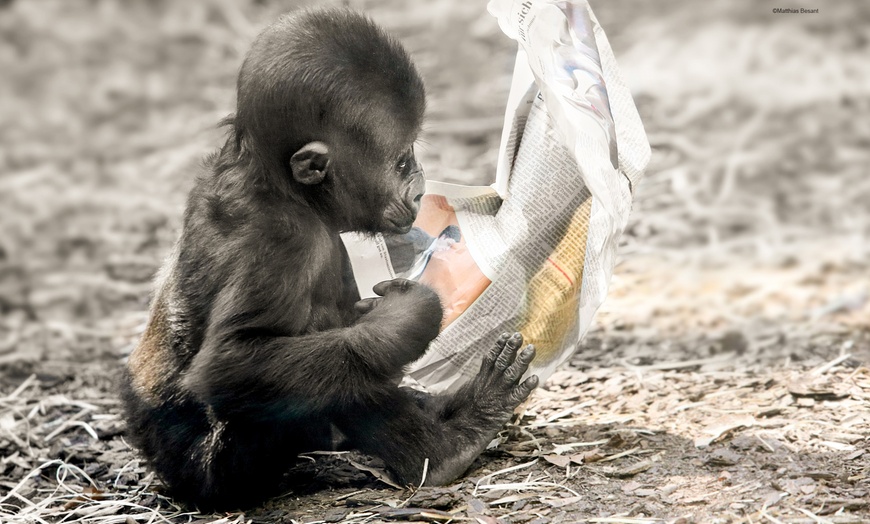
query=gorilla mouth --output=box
[383,202,417,234]
[386,217,414,235]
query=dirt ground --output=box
[1,0,868,523]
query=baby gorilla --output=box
[121,8,537,511]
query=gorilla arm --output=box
[181,277,443,420]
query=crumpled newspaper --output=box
[342,0,650,393]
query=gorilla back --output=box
[121,8,537,511]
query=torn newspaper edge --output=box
[341,0,650,394]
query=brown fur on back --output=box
[128,294,173,403]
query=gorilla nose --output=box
[411,191,423,214]
[408,168,425,215]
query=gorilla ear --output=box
[289,142,330,185]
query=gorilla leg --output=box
[122,377,332,511]
[337,333,537,486]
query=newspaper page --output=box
[341,0,650,394]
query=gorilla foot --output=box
[471,332,539,416]
[420,333,538,486]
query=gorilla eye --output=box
[396,158,408,171]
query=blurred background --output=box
[1,0,867,371]
[1,1,869,521]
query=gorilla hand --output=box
[354,279,443,368]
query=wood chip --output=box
[788,375,851,399]
[694,414,755,447]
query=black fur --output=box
[121,8,538,511]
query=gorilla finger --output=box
[482,332,511,368]
[503,346,536,383]
[509,375,539,404]
[354,298,380,313]
[495,332,523,371]
[372,281,391,296]
[391,278,414,292]
[507,332,524,349]
[372,278,413,296]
